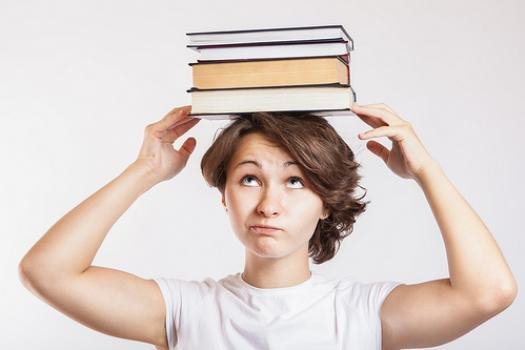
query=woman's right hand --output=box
[134,105,200,184]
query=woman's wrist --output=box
[414,159,443,187]
[125,161,162,193]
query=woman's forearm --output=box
[415,160,517,306]
[20,162,158,278]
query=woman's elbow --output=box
[18,258,39,295]
[476,278,518,315]
[18,256,57,294]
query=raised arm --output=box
[18,105,199,348]
[351,103,517,350]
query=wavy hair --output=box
[200,111,369,264]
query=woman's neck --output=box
[242,246,311,289]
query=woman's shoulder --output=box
[152,274,229,297]
[331,274,403,309]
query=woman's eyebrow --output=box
[234,159,298,169]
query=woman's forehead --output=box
[231,133,293,164]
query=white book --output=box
[186,24,353,49]
[187,84,356,119]
[188,109,356,120]
[189,41,350,61]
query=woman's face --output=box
[222,132,328,260]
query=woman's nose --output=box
[256,187,283,217]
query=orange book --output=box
[190,56,349,89]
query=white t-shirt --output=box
[153,272,402,350]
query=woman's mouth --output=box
[250,225,282,235]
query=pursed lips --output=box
[250,224,283,234]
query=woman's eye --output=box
[241,175,258,186]
[240,175,305,188]
[288,177,305,188]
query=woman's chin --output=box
[248,238,283,258]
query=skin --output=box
[221,132,329,288]
[18,103,517,350]
[351,103,517,349]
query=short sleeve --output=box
[333,276,404,349]
[152,277,218,349]
[366,281,403,346]
[367,281,402,315]
[152,277,181,350]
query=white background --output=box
[2,0,524,349]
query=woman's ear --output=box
[221,193,227,211]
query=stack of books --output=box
[185,25,357,119]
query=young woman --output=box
[19,104,517,349]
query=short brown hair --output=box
[200,112,368,264]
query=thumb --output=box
[178,137,197,159]
[366,141,389,163]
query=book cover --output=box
[186,24,353,50]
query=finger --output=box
[177,137,197,160]
[351,103,405,126]
[366,140,390,163]
[161,117,200,143]
[157,105,192,131]
[359,103,397,114]
[351,104,391,128]
[358,125,406,142]
[353,112,388,129]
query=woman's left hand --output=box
[351,103,436,180]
